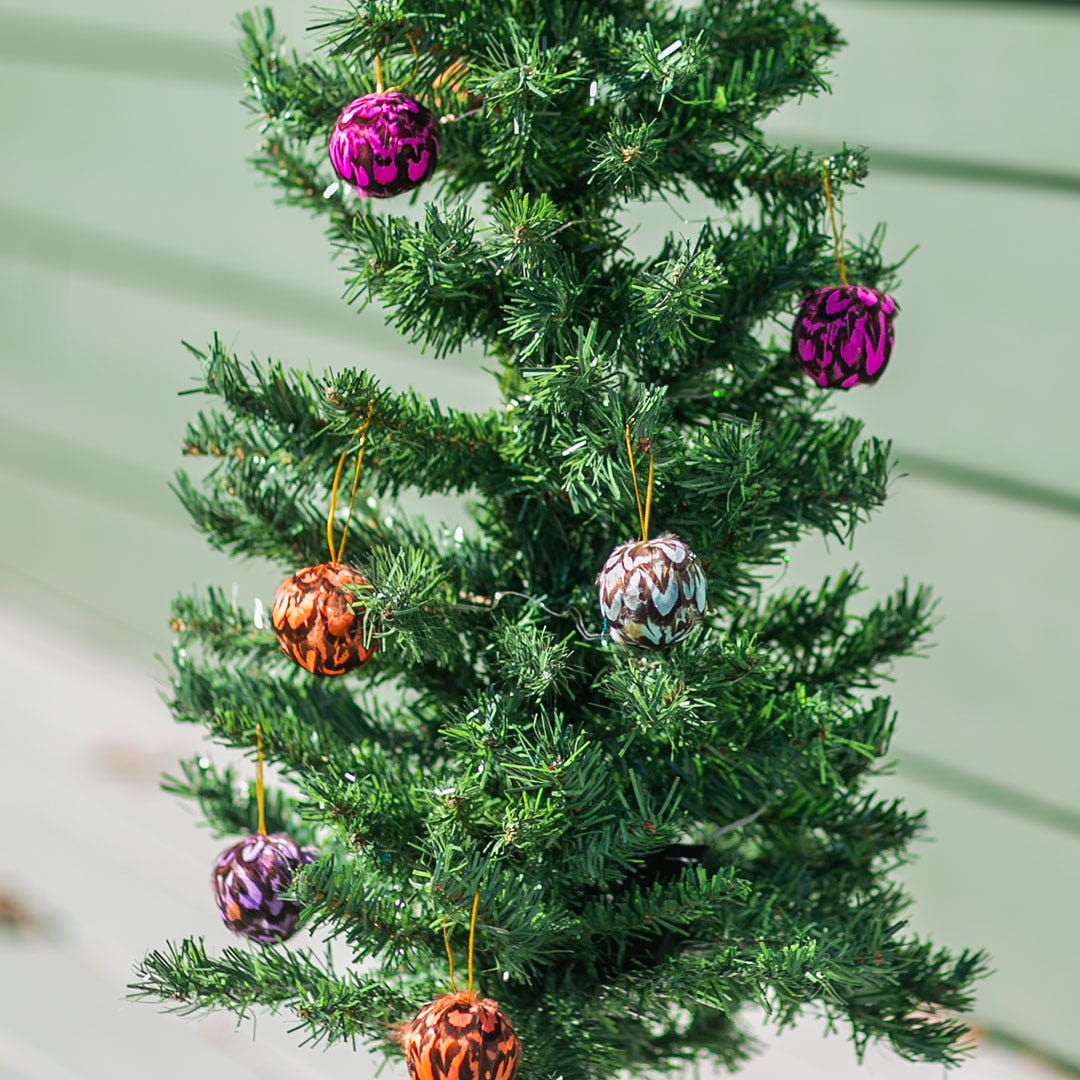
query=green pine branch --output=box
[131,936,406,1047]
[161,754,316,843]
[737,572,938,692]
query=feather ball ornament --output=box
[271,562,378,676]
[597,532,707,648]
[791,284,898,389]
[399,992,522,1080]
[211,832,315,943]
[329,91,440,198]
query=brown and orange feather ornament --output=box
[398,991,521,1080]
[271,561,377,676]
[398,893,522,1080]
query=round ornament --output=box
[329,91,440,198]
[399,992,522,1080]
[597,532,707,648]
[791,284,898,389]
[211,832,315,943]
[271,562,378,676]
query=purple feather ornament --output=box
[329,91,440,198]
[211,832,316,943]
[791,285,898,389]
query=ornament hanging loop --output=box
[255,723,267,837]
[467,889,480,995]
[326,401,376,567]
[821,159,849,287]
[624,422,655,543]
[377,35,421,94]
[443,921,458,991]
[440,888,482,996]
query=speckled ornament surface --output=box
[791,285,898,388]
[399,992,522,1080]
[597,532,707,648]
[271,562,377,676]
[211,832,316,943]
[329,91,440,198]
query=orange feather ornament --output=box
[398,992,521,1080]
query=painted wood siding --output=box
[1,0,1078,1074]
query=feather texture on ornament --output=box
[597,532,707,648]
[398,992,521,1080]
[271,562,377,676]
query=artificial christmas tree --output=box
[132,0,986,1076]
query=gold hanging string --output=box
[467,889,481,996]
[624,423,656,543]
[643,452,655,543]
[382,35,422,93]
[821,160,849,287]
[325,453,349,563]
[625,423,646,541]
[443,921,458,991]
[325,401,376,566]
[255,723,267,837]
[441,890,480,994]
